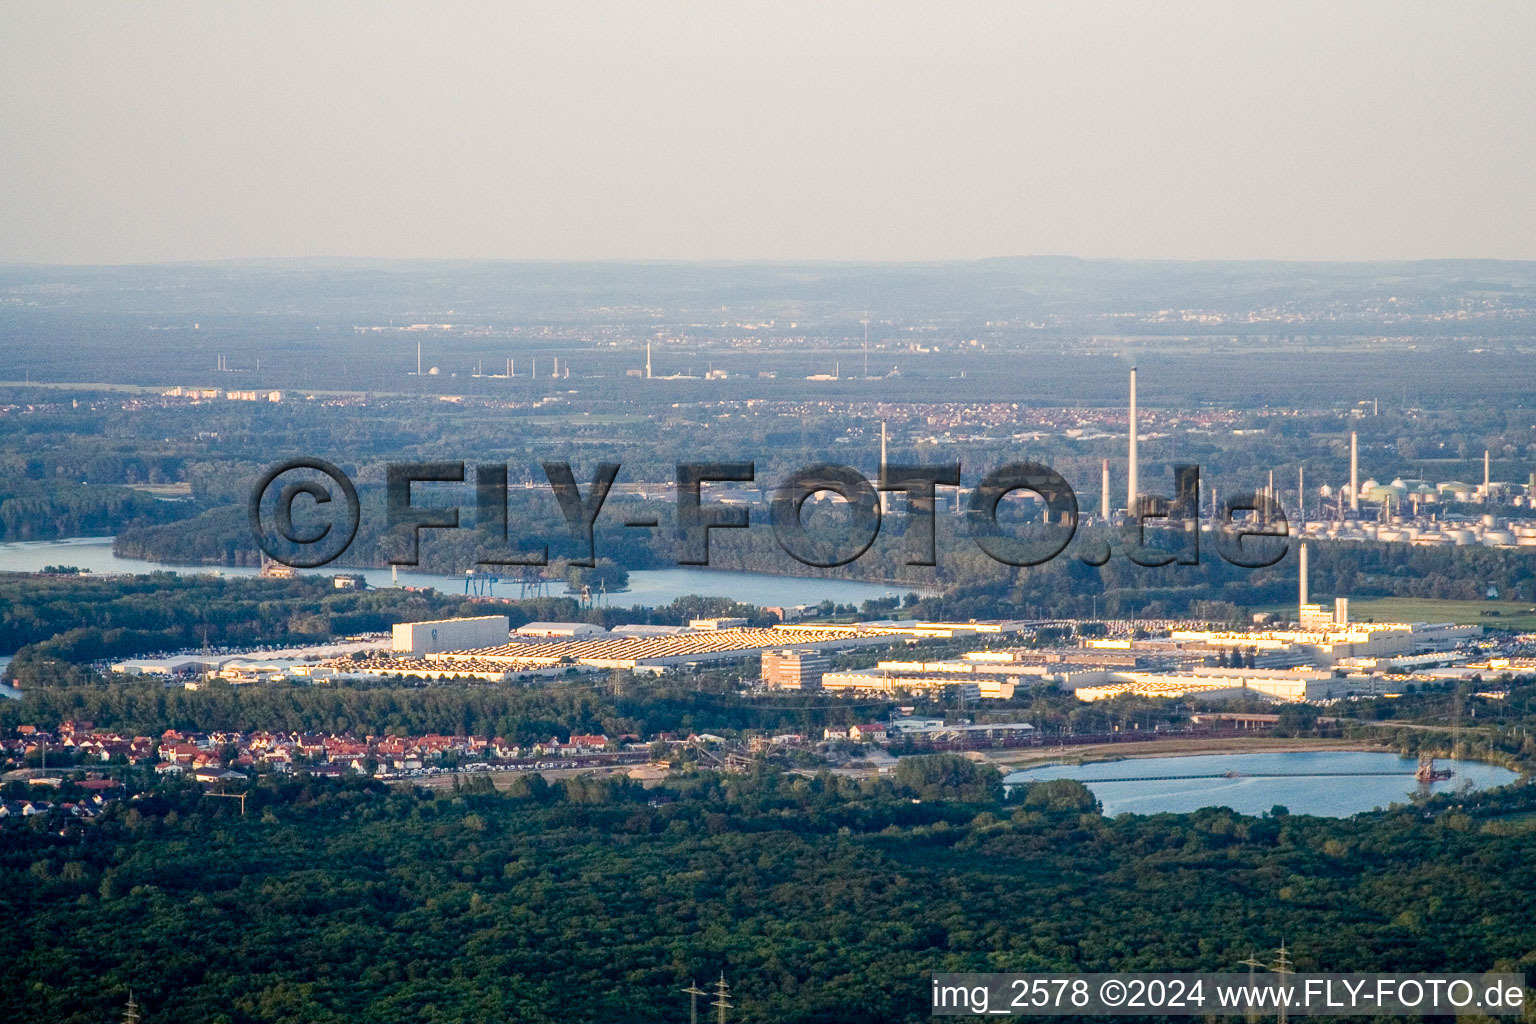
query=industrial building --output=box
[1297,515,1536,548]
[823,566,1485,705]
[1163,621,1478,665]
[391,615,511,657]
[885,719,1036,740]
[408,620,1030,673]
[821,670,1000,700]
[761,649,831,690]
[515,622,606,638]
[425,624,908,672]
[817,640,1213,699]
[1072,667,1400,703]
[609,624,690,637]
[820,651,1067,699]
[820,673,986,701]
[689,617,749,631]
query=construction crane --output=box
[203,790,249,815]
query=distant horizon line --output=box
[3,254,1536,270]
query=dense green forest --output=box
[0,575,476,687]
[0,479,193,541]
[0,574,464,653]
[3,759,1536,1024]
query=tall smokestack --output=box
[1128,366,1138,515]
[1350,432,1359,513]
[1101,459,1111,520]
[1484,449,1491,500]
[1297,466,1305,527]
[1299,542,1309,612]
[646,342,652,379]
[879,420,889,514]
[416,342,422,376]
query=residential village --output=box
[0,707,1068,828]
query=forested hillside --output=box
[3,763,1535,1024]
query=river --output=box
[1006,751,1522,817]
[0,537,933,610]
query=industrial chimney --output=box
[1101,458,1111,520]
[1349,432,1359,513]
[1299,541,1309,612]
[879,420,889,514]
[1128,367,1139,516]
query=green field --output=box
[125,482,193,498]
[1342,597,1536,631]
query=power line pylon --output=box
[681,981,707,1024]
[1237,952,1266,1024]
[1271,941,1295,1024]
[712,973,732,1024]
[122,992,141,1024]
[1452,685,1462,760]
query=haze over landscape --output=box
[4,2,1536,263]
[4,5,1536,1024]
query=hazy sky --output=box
[3,2,1535,263]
